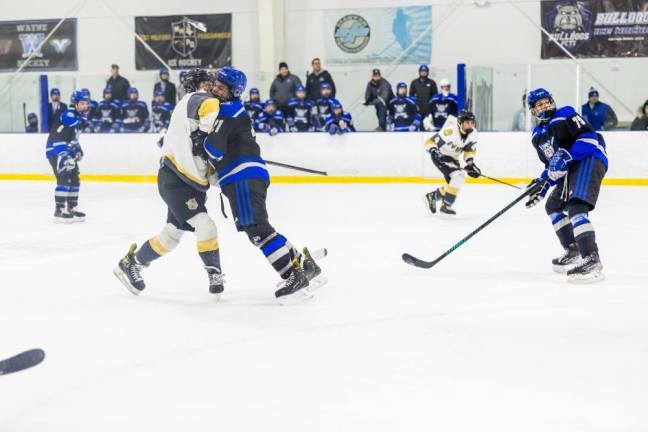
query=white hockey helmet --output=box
[439,78,450,88]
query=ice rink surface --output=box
[0,181,646,432]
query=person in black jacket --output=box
[364,68,394,131]
[105,64,131,103]
[630,100,648,131]
[25,113,39,133]
[153,67,177,108]
[409,65,437,119]
[305,58,336,101]
[47,88,67,131]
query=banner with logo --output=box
[135,14,232,70]
[541,1,648,59]
[324,6,432,65]
[0,19,77,71]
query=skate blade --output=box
[277,287,314,306]
[53,217,74,224]
[211,293,222,301]
[112,266,142,296]
[552,263,579,274]
[567,270,605,284]
[71,217,86,223]
[308,275,329,292]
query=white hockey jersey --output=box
[160,90,220,191]
[424,115,478,163]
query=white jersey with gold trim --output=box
[424,115,478,163]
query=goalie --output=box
[424,110,481,215]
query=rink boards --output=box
[0,131,647,185]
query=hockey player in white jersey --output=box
[424,110,481,215]
[113,69,225,297]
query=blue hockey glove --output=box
[548,148,573,182]
[269,127,279,136]
[525,178,550,209]
[328,124,339,135]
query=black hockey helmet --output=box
[181,68,212,92]
[457,109,476,124]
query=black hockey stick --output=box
[402,181,545,269]
[0,349,45,376]
[266,160,328,176]
[477,173,522,190]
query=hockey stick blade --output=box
[402,253,435,268]
[0,349,45,376]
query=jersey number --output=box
[572,115,586,128]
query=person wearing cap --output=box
[153,67,177,108]
[244,88,265,122]
[120,88,150,132]
[630,99,648,131]
[581,87,617,131]
[286,85,314,132]
[305,57,336,102]
[364,68,394,131]
[25,113,39,133]
[269,62,303,114]
[151,90,173,133]
[47,88,67,131]
[409,65,437,119]
[92,87,122,133]
[106,64,131,103]
[314,82,337,130]
[424,78,458,131]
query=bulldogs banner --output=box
[324,6,432,65]
[135,14,231,70]
[541,1,648,59]
[0,19,77,71]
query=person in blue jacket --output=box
[581,87,617,131]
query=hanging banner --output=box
[541,1,648,59]
[0,18,78,71]
[324,6,432,65]
[135,14,232,70]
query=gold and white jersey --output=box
[160,90,220,191]
[424,115,478,163]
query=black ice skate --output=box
[113,243,147,295]
[275,259,311,305]
[68,208,86,223]
[53,207,73,224]
[205,266,225,299]
[440,203,456,215]
[552,243,581,274]
[567,251,604,284]
[425,190,439,214]
[302,247,328,292]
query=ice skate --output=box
[552,243,581,274]
[113,243,146,295]
[53,207,73,224]
[425,190,439,214]
[275,259,311,305]
[439,202,456,215]
[567,251,604,284]
[205,266,225,299]
[68,208,86,223]
[302,247,328,292]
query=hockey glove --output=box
[57,153,76,173]
[328,124,339,135]
[547,148,572,182]
[428,146,442,164]
[525,178,550,209]
[465,160,481,178]
[269,127,279,136]
[190,129,209,158]
[408,124,418,132]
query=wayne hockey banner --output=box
[324,6,432,65]
[0,19,77,71]
[541,1,648,59]
[135,14,231,70]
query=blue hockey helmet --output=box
[295,84,305,93]
[419,64,429,73]
[396,82,407,91]
[128,87,139,95]
[159,67,169,77]
[249,87,259,95]
[103,86,113,96]
[215,66,247,98]
[330,98,342,110]
[527,88,555,121]
[321,82,332,90]
[60,109,80,127]
[72,90,89,103]
[50,88,60,96]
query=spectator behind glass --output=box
[154,67,177,108]
[424,78,458,131]
[512,92,533,131]
[25,112,38,133]
[92,87,122,133]
[409,65,437,119]
[269,62,303,114]
[121,87,150,133]
[363,68,394,131]
[630,99,648,131]
[151,91,173,133]
[306,58,336,101]
[47,88,67,131]
[106,64,131,103]
[244,88,265,122]
[581,87,618,131]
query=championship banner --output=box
[135,14,232,70]
[0,19,77,71]
[541,1,648,59]
[324,6,432,65]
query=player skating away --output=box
[203,67,325,303]
[114,69,225,297]
[525,88,607,283]
[45,90,89,223]
[424,110,481,215]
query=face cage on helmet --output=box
[530,97,556,121]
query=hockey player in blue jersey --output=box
[244,88,264,122]
[45,90,88,223]
[286,85,314,132]
[424,78,459,131]
[151,90,173,133]
[80,88,98,132]
[255,99,285,136]
[525,88,608,283]
[388,82,421,131]
[314,82,336,130]
[121,87,150,132]
[324,100,355,135]
[92,87,122,133]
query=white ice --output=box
[0,181,646,432]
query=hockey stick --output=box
[402,180,545,269]
[0,349,45,376]
[266,160,328,176]
[477,173,523,190]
